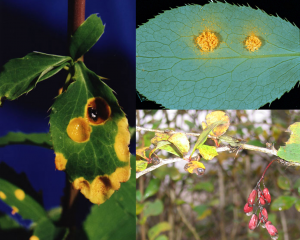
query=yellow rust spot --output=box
[14,189,25,201]
[196,30,219,52]
[109,166,131,190]
[73,176,115,205]
[67,117,91,143]
[85,97,111,125]
[29,236,40,240]
[11,206,19,215]
[55,153,68,171]
[244,34,261,52]
[114,117,130,162]
[0,191,6,200]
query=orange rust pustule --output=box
[196,30,219,52]
[85,97,111,125]
[67,117,92,143]
[244,35,262,52]
[55,153,68,171]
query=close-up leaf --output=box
[69,14,105,60]
[50,61,131,205]
[136,2,300,109]
[0,52,71,105]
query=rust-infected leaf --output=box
[202,111,230,137]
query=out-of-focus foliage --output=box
[136,110,300,240]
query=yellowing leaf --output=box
[136,147,150,160]
[151,133,171,145]
[278,122,300,166]
[136,161,148,172]
[184,161,205,176]
[202,111,230,137]
[168,133,190,155]
[198,145,218,160]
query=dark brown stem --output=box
[68,0,86,61]
[59,1,85,238]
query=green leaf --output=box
[190,181,214,192]
[190,120,226,157]
[0,212,21,230]
[277,176,291,190]
[148,222,171,240]
[136,2,300,109]
[0,178,47,222]
[50,61,130,205]
[0,132,52,149]
[278,122,300,166]
[136,201,144,215]
[144,199,164,218]
[47,207,62,223]
[295,199,300,212]
[79,155,135,240]
[31,217,68,240]
[144,178,160,200]
[271,196,297,211]
[69,14,105,60]
[155,235,168,240]
[293,178,300,195]
[0,212,31,239]
[136,190,142,202]
[193,204,212,220]
[246,139,265,147]
[0,52,71,105]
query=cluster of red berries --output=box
[244,185,278,239]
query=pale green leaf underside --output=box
[136,2,300,109]
[0,52,71,105]
[0,132,52,149]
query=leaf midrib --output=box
[137,52,300,60]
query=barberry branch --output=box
[136,126,280,179]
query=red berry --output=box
[263,188,271,203]
[247,189,257,207]
[244,203,253,216]
[259,196,266,205]
[265,221,278,239]
[259,208,268,223]
[248,214,258,230]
